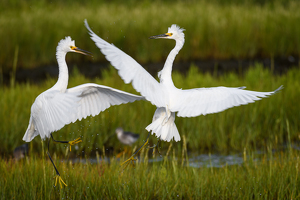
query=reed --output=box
[0,64,298,157]
[1,0,300,71]
[0,148,299,199]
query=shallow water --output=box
[62,152,247,168]
[188,154,245,168]
[61,144,299,168]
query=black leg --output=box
[47,137,60,176]
[47,134,67,188]
[51,134,69,144]
[121,132,151,168]
[132,132,151,155]
[50,133,82,151]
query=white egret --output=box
[23,36,144,187]
[85,21,282,165]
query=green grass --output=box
[1,1,299,198]
[1,0,300,71]
[0,64,299,157]
[0,147,299,199]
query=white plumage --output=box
[85,21,282,142]
[23,36,144,142]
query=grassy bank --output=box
[0,64,298,157]
[0,148,299,199]
[1,0,300,71]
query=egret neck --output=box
[159,38,184,87]
[52,50,68,92]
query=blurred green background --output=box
[0,0,299,158]
[1,0,300,72]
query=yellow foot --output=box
[120,138,149,169]
[68,137,82,151]
[54,175,67,189]
[147,142,161,155]
[121,156,137,169]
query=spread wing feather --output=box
[85,20,165,107]
[173,86,283,117]
[23,83,143,142]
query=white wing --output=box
[66,83,144,120]
[23,90,81,142]
[85,20,165,108]
[173,86,283,117]
[23,84,143,142]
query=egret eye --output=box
[70,46,76,50]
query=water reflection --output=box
[63,154,245,168]
[188,154,244,168]
[61,144,299,168]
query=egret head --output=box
[149,24,185,41]
[57,36,92,56]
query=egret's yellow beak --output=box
[149,33,173,39]
[71,46,93,56]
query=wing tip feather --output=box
[84,19,93,35]
[274,85,283,94]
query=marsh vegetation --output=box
[1,0,299,199]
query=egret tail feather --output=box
[146,107,180,142]
[23,116,38,142]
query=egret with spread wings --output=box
[85,21,282,166]
[23,36,144,187]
